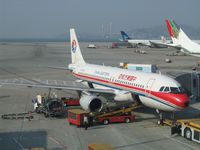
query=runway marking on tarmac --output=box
[164,135,199,150]
[12,138,24,150]
[109,125,155,150]
[49,136,67,149]
[141,123,159,128]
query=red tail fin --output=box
[165,20,174,37]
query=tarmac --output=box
[0,42,200,150]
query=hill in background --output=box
[1,25,200,42]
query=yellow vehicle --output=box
[88,143,115,150]
[171,118,200,143]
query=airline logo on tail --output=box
[120,31,131,41]
[165,20,180,39]
[71,40,77,53]
[165,20,200,56]
[70,28,86,66]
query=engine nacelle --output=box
[80,94,104,112]
[114,93,133,101]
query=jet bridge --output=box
[167,71,200,102]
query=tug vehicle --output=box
[169,118,200,143]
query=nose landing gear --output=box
[156,109,176,125]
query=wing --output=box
[0,78,115,94]
[39,65,69,70]
[149,40,181,50]
[149,41,168,48]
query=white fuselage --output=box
[128,39,151,46]
[128,39,170,48]
[72,63,188,112]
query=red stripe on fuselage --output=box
[73,72,145,92]
[73,72,187,109]
[151,91,188,108]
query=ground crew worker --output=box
[83,115,89,130]
[36,94,42,105]
[52,92,57,98]
[28,111,32,121]
[33,100,38,111]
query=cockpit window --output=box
[179,87,185,93]
[159,86,185,94]
[164,87,170,92]
[170,87,185,94]
[170,87,180,94]
[159,86,165,92]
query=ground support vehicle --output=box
[67,103,140,127]
[67,108,89,127]
[170,118,200,143]
[34,97,65,117]
[61,97,80,107]
[95,104,139,125]
[88,143,115,150]
[97,114,135,125]
[1,112,34,120]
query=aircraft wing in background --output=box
[149,40,181,49]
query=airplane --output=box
[120,30,151,47]
[0,28,189,124]
[120,31,168,48]
[165,19,200,57]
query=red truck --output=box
[62,97,80,106]
[67,108,89,127]
[97,114,135,125]
[67,103,138,127]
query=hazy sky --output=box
[0,0,200,38]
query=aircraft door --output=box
[145,78,155,94]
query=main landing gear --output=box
[156,109,164,125]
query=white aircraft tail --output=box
[70,28,86,66]
[165,20,200,54]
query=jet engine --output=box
[79,94,105,112]
[114,93,133,101]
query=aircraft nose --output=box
[175,94,189,108]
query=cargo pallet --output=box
[1,112,34,120]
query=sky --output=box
[0,0,200,39]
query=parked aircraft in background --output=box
[165,19,200,57]
[120,31,168,48]
[120,30,151,47]
[149,36,170,48]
